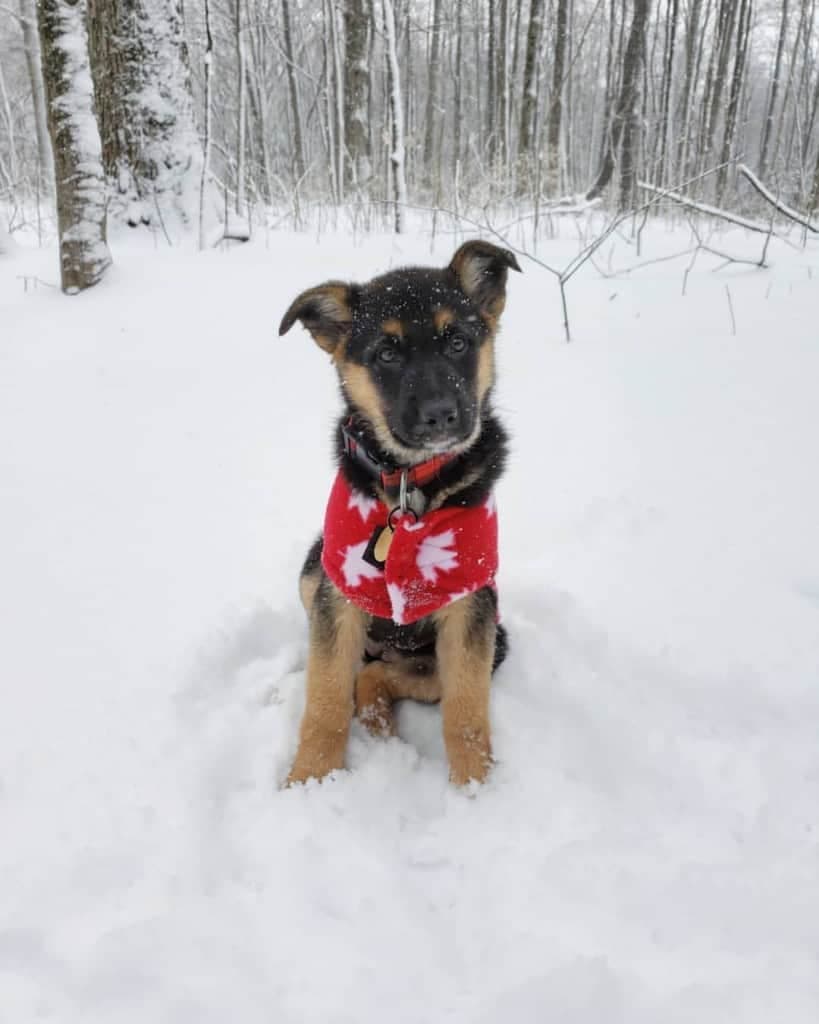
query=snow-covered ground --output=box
[2,220,818,1022]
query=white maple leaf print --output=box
[347,489,378,522]
[341,541,383,588]
[416,530,458,582]
[387,582,407,624]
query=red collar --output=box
[341,419,458,497]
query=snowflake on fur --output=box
[416,530,458,582]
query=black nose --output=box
[417,397,459,432]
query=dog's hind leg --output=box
[287,575,365,785]
[355,658,442,738]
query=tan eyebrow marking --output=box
[433,307,456,333]
[381,318,404,338]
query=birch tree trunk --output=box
[383,0,406,232]
[86,0,200,226]
[37,0,111,293]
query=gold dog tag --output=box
[374,526,393,563]
[362,525,393,569]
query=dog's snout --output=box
[419,397,459,431]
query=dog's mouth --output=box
[386,417,481,464]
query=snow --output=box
[1,221,818,1021]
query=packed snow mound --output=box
[1,224,817,1022]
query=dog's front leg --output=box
[287,576,365,785]
[435,591,496,786]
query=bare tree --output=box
[546,0,571,194]
[37,0,111,292]
[383,0,406,231]
[759,0,790,177]
[518,0,544,191]
[587,0,651,206]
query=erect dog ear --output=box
[278,282,355,353]
[448,240,521,320]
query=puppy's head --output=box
[279,240,520,464]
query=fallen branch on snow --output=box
[737,164,819,234]
[637,182,775,236]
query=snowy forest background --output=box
[1,1,818,291]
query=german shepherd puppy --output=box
[278,240,520,785]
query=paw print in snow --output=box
[416,530,458,582]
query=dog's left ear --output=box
[278,282,355,354]
[448,240,522,319]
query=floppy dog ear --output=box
[448,240,521,320]
[278,282,355,353]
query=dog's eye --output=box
[377,340,399,364]
[446,335,468,355]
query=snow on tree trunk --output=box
[344,0,371,190]
[37,0,112,294]
[382,0,406,233]
[86,0,201,227]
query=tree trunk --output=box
[586,0,650,204]
[86,0,200,226]
[344,0,371,189]
[656,0,679,185]
[759,0,790,177]
[198,0,212,248]
[518,0,544,190]
[37,0,111,293]
[716,0,751,203]
[281,0,306,184]
[423,0,442,182]
[498,0,509,168]
[234,0,247,215]
[383,0,406,232]
[546,0,570,194]
[19,0,54,192]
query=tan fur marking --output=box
[299,568,320,617]
[477,338,496,405]
[287,585,366,785]
[427,468,483,512]
[341,363,403,458]
[381,318,404,338]
[434,595,495,785]
[451,249,486,300]
[434,307,456,333]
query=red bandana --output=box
[321,472,499,625]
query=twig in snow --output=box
[725,285,736,336]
